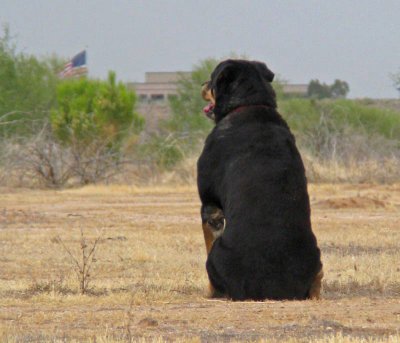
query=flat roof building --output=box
[128,72,190,102]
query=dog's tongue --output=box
[203,103,214,114]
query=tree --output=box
[307,80,332,99]
[330,79,350,98]
[166,58,218,135]
[51,72,144,184]
[0,25,64,136]
[390,70,400,96]
[52,72,143,147]
[140,58,218,170]
[307,79,349,99]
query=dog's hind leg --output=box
[201,205,225,297]
[308,267,324,300]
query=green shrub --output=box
[326,99,400,140]
[279,99,400,171]
[165,59,217,136]
[0,26,64,137]
[50,72,144,184]
[51,71,144,149]
[280,99,400,141]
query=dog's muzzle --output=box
[201,82,215,120]
[203,103,215,119]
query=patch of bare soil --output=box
[314,196,387,209]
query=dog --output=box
[197,59,323,301]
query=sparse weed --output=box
[53,228,103,295]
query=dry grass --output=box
[144,155,400,186]
[302,155,400,184]
[1,183,400,342]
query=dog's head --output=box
[201,59,276,122]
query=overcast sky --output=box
[1,0,400,98]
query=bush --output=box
[280,99,400,141]
[52,71,144,148]
[166,59,217,135]
[49,72,144,185]
[137,59,218,172]
[0,26,64,137]
[279,99,400,182]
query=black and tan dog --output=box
[197,59,323,301]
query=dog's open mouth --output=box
[203,103,215,119]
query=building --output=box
[282,84,309,97]
[128,72,191,102]
[128,72,308,102]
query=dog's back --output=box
[198,106,322,300]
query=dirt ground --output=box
[0,183,399,342]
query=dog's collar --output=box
[230,104,271,114]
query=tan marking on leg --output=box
[309,267,324,300]
[202,222,215,255]
[202,221,223,298]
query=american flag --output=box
[59,50,87,78]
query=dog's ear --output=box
[253,62,275,83]
[211,60,241,95]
